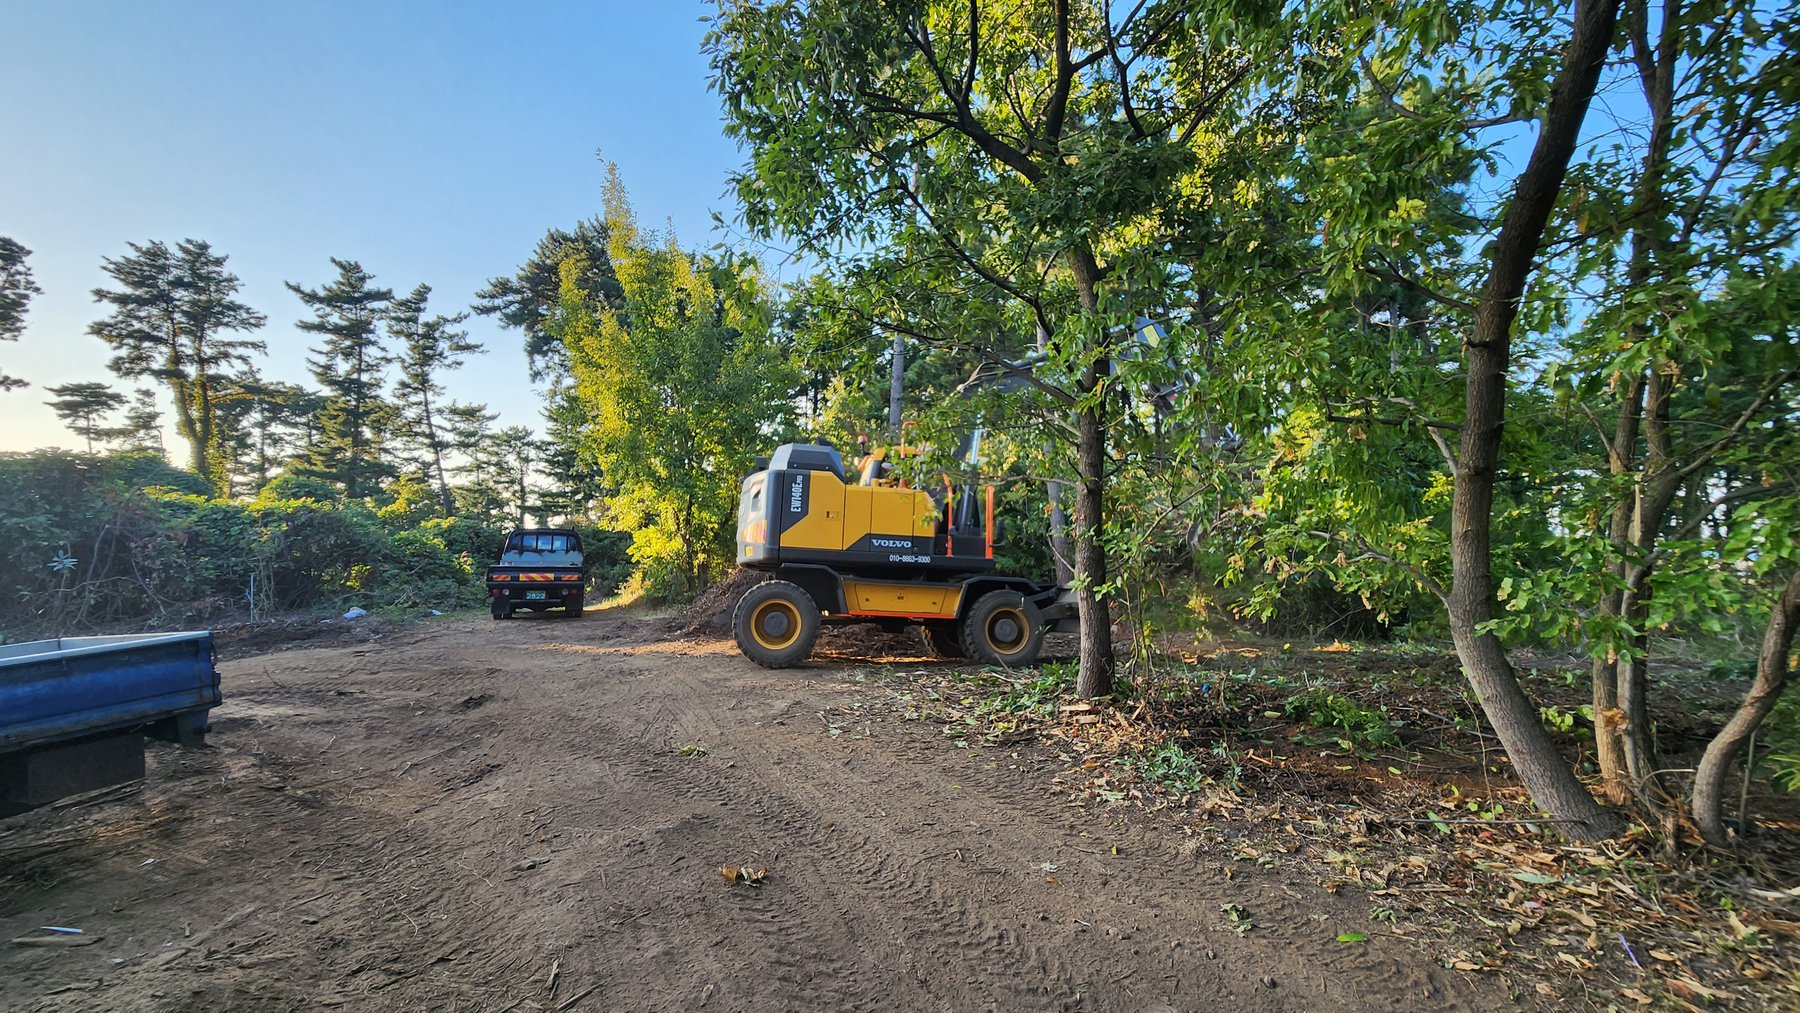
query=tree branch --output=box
[1311,529,1450,605]
[1671,368,1798,485]
[1324,398,1461,469]
[1176,61,1253,146]
[1359,55,1528,131]
[903,14,1044,183]
[1364,259,1476,314]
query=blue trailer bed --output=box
[1,631,221,815]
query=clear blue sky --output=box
[0,0,752,453]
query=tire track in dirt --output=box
[557,650,1478,1011]
[1,611,1512,1012]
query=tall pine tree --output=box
[474,219,623,381]
[287,259,395,499]
[0,237,40,392]
[215,367,325,493]
[388,284,481,515]
[88,239,266,491]
[108,389,165,456]
[43,381,126,453]
[539,378,606,521]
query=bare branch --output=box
[903,13,1044,183]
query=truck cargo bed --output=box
[1,631,221,814]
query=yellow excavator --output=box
[731,438,1073,668]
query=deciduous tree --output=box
[551,166,795,593]
[708,0,1291,695]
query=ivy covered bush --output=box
[0,450,576,638]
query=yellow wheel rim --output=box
[984,607,1030,655]
[750,598,803,651]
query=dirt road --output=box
[1,610,1509,1011]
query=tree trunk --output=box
[168,359,205,484]
[1067,243,1114,698]
[1593,374,1646,803]
[1597,0,1684,810]
[1616,370,1683,802]
[1446,0,1624,839]
[1692,568,1800,845]
[424,395,454,516]
[1036,323,1074,585]
[1074,389,1113,697]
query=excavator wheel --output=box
[734,580,820,668]
[921,622,966,659]
[962,590,1044,668]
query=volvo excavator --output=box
[731,438,1074,668]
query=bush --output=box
[568,523,632,596]
[1284,688,1401,755]
[0,451,507,638]
[421,515,507,570]
[255,473,342,505]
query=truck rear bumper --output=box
[487,585,581,604]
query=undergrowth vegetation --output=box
[840,635,1800,1005]
[0,450,630,639]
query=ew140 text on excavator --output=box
[730,438,1075,668]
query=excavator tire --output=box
[962,590,1044,668]
[734,580,820,668]
[921,622,966,659]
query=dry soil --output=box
[0,609,1515,1011]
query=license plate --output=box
[525,591,547,601]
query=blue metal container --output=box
[0,632,221,813]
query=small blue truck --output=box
[0,631,222,816]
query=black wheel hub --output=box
[992,616,1020,644]
[762,611,791,639]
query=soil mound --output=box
[676,567,769,635]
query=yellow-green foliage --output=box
[553,165,796,596]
